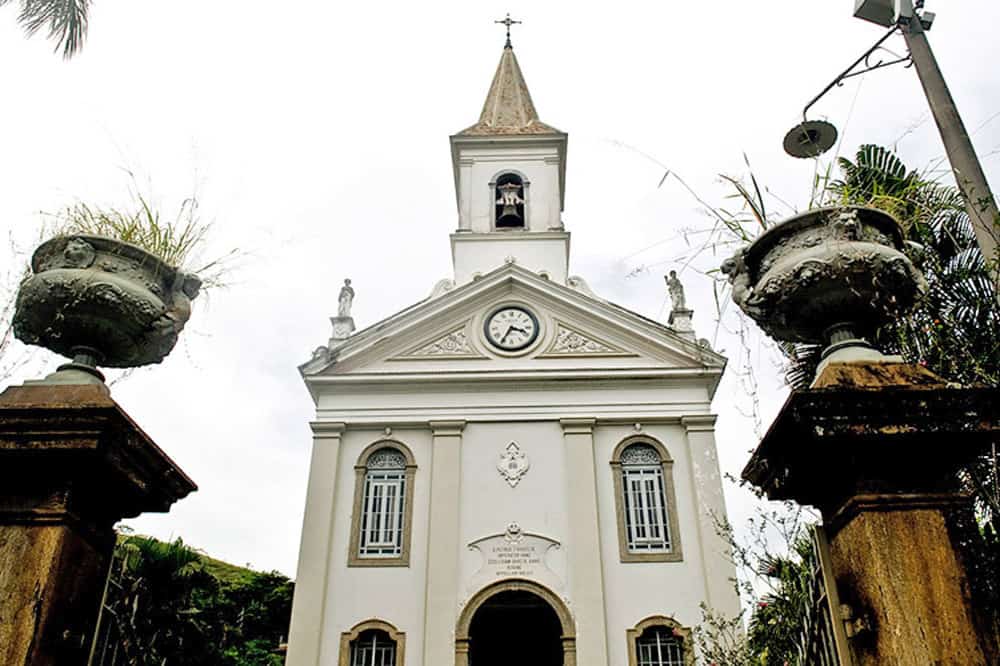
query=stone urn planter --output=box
[13,234,201,369]
[721,206,926,355]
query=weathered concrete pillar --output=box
[744,362,999,666]
[0,382,195,666]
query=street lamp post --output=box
[855,0,999,285]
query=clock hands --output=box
[499,324,530,345]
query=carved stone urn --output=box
[13,234,201,371]
[721,206,926,356]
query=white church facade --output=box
[287,37,740,666]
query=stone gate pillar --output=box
[0,381,195,666]
[744,362,999,665]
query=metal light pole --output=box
[855,0,999,285]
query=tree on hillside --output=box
[0,0,89,58]
[94,534,293,666]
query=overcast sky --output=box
[2,0,998,576]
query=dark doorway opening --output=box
[468,589,563,666]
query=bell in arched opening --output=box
[494,173,525,229]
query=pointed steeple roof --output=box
[459,45,562,136]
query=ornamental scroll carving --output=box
[541,323,627,356]
[404,327,477,357]
[497,442,530,487]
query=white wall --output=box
[319,427,433,664]
[594,424,711,664]
[310,378,735,664]
[458,420,571,603]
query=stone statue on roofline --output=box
[338,279,355,318]
[665,270,687,312]
[665,270,695,339]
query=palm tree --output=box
[109,536,219,664]
[1,0,89,58]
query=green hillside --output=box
[94,534,294,665]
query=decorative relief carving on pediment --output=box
[538,322,633,357]
[393,324,484,359]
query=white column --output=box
[286,422,346,666]
[560,418,609,666]
[423,420,466,666]
[681,415,741,617]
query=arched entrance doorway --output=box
[455,579,576,666]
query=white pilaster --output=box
[422,420,466,666]
[681,415,741,618]
[560,418,610,666]
[286,422,346,666]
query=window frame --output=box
[626,616,694,666]
[339,619,405,666]
[611,436,683,563]
[348,440,417,567]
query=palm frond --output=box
[4,0,90,58]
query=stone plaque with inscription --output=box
[468,523,560,580]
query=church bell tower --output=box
[449,38,569,285]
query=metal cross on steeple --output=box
[494,13,521,48]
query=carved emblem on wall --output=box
[538,323,632,357]
[497,442,530,487]
[504,522,524,543]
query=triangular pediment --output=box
[300,265,724,387]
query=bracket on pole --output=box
[799,25,911,123]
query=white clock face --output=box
[484,306,539,351]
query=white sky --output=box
[1,0,998,576]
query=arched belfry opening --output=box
[456,579,575,666]
[494,172,526,229]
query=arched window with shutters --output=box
[339,620,406,666]
[611,437,683,563]
[348,441,416,567]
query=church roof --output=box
[458,45,562,137]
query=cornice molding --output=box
[559,417,597,434]
[680,414,718,432]
[450,231,570,243]
[309,421,347,438]
[428,420,467,436]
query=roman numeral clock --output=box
[484,305,540,352]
